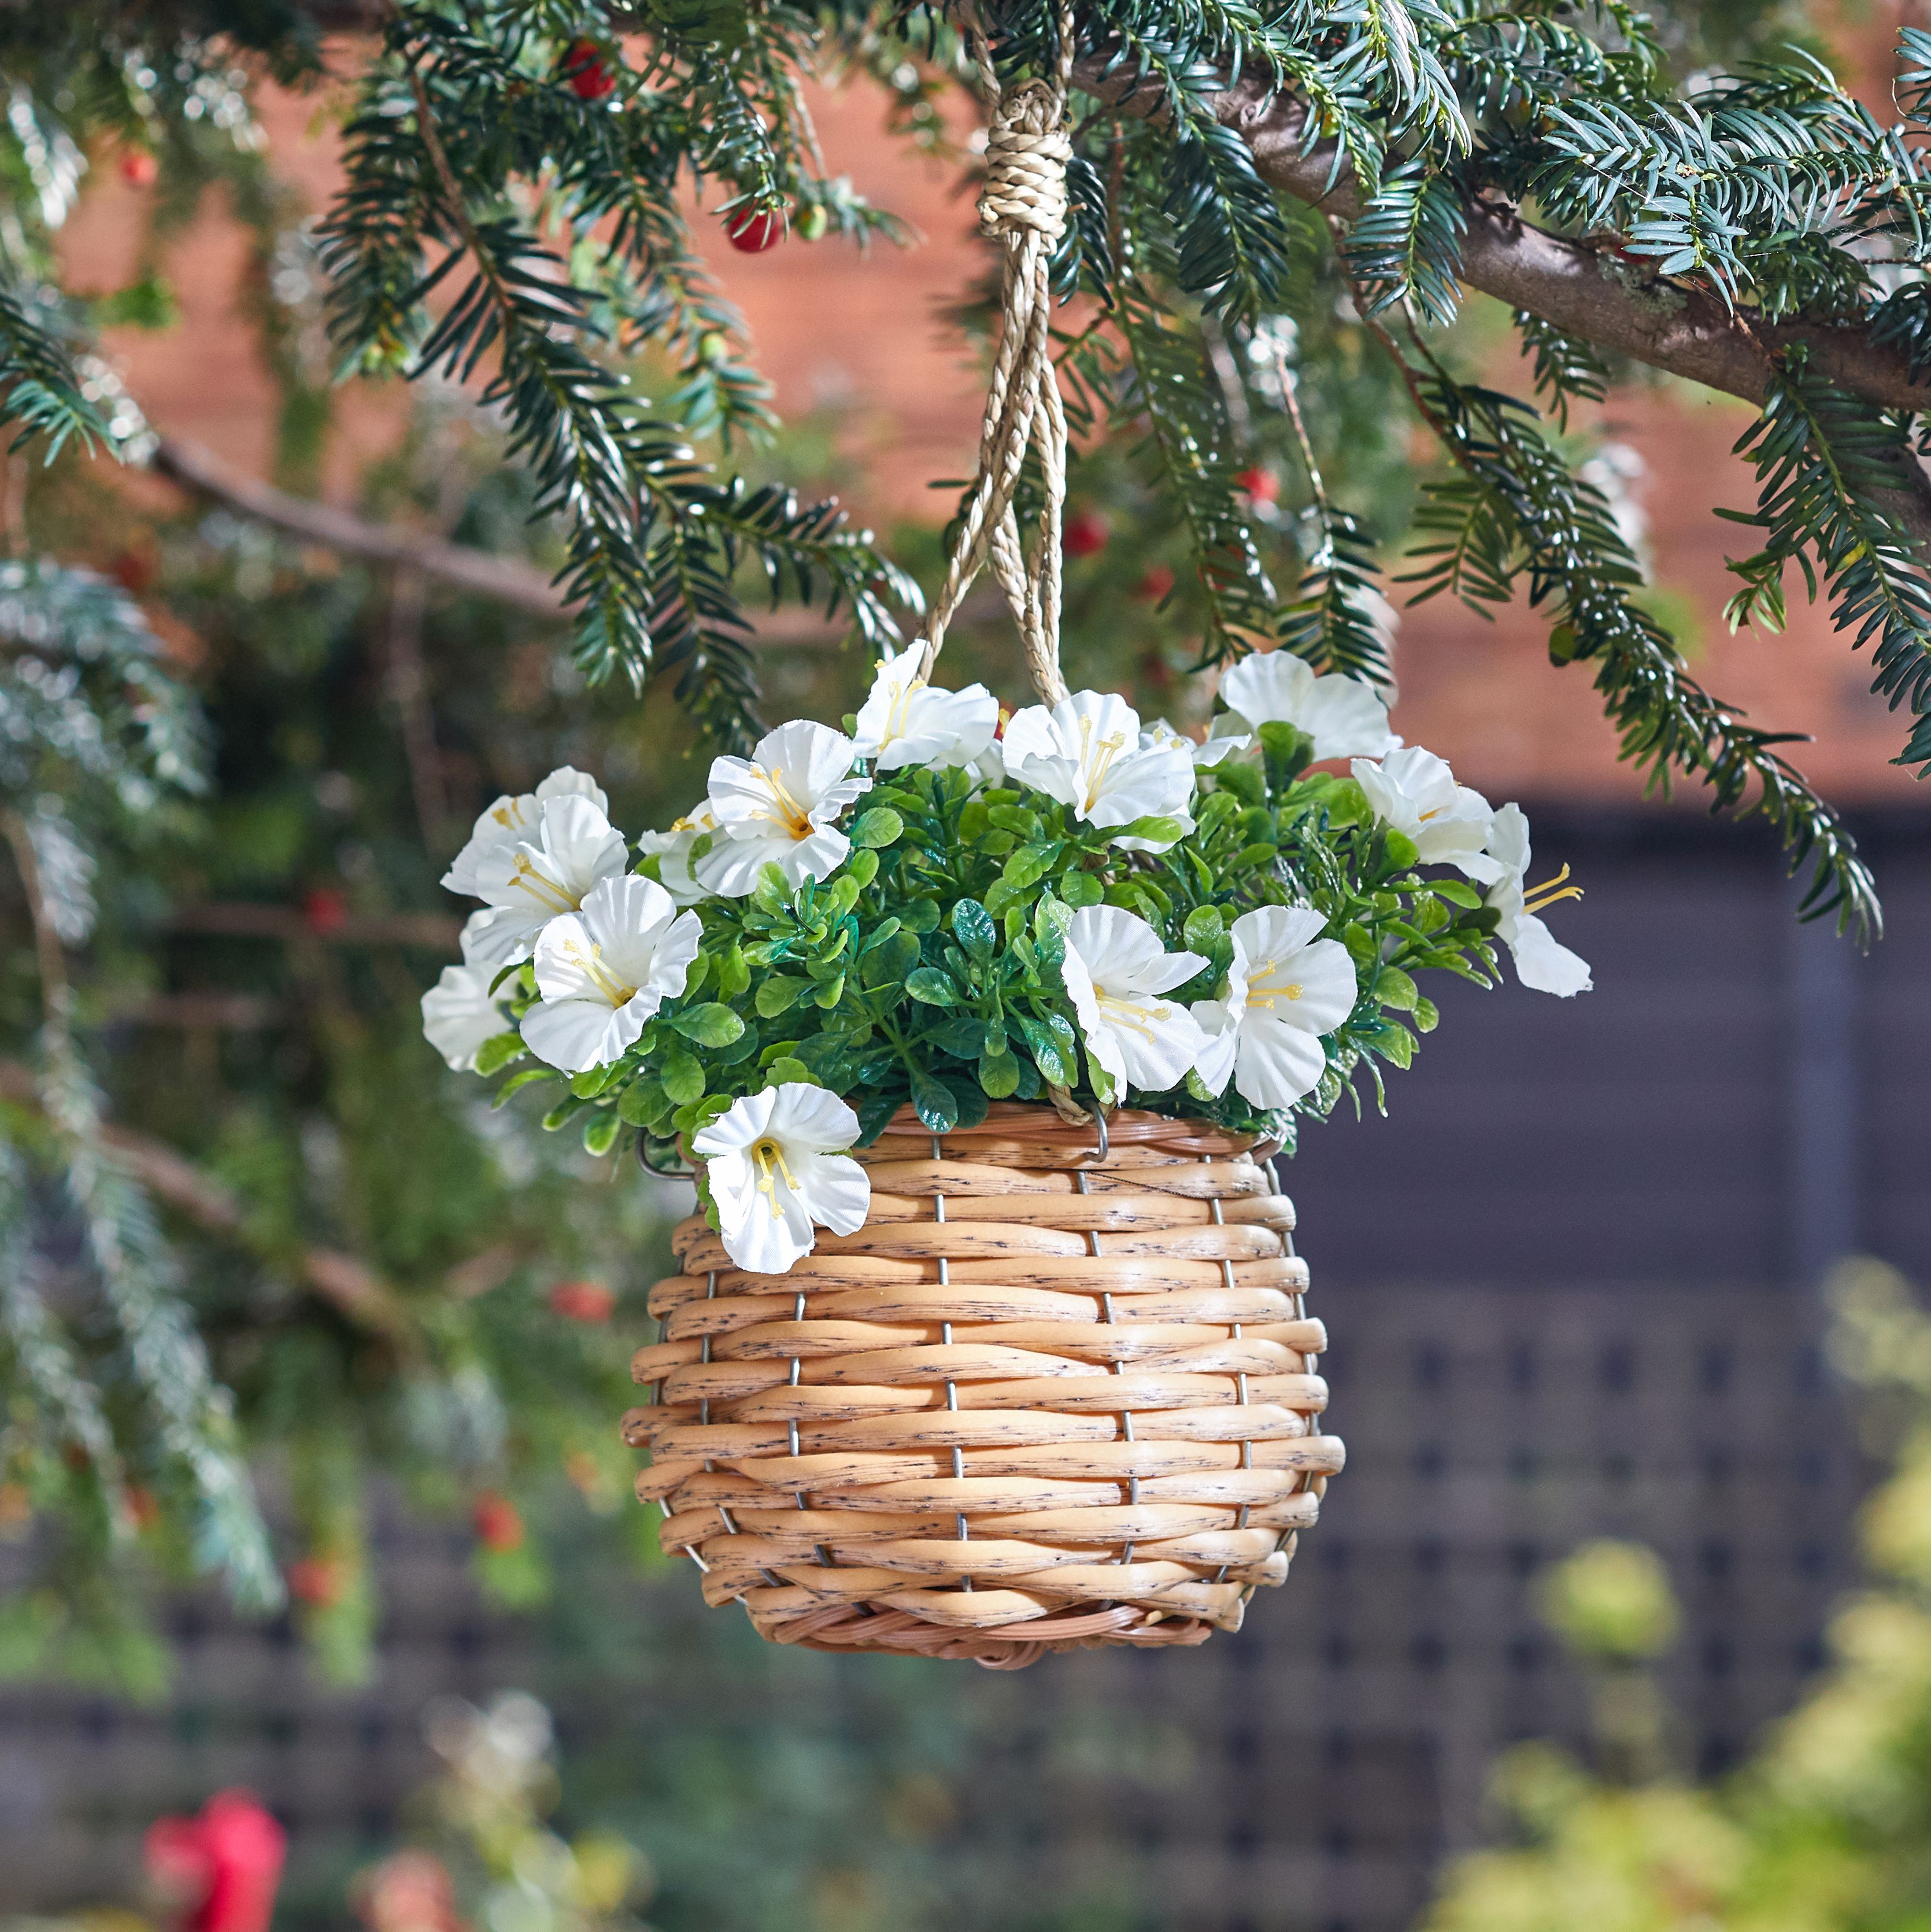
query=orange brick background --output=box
[58,50,1927,810]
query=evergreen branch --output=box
[2,811,278,1610]
[1115,281,1280,663]
[1347,157,1467,327]
[1387,348,1880,937]
[1723,358,1931,773]
[0,283,118,461]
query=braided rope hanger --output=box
[914,8,1077,708]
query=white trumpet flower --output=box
[1351,747,1505,882]
[697,721,871,896]
[1060,904,1208,1095]
[635,804,719,908]
[421,961,508,1072]
[441,767,608,899]
[1002,691,1195,843]
[850,642,1000,771]
[520,874,702,1072]
[1215,652,1399,763]
[693,1083,872,1276]
[460,793,630,967]
[1483,804,1593,997]
[1194,906,1358,1109]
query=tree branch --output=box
[149,435,853,643]
[1075,61,1931,545]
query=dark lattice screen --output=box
[1,808,1923,1931]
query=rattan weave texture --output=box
[625,1102,1342,1667]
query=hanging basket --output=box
[625,1102,1343,1668]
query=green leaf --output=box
[850,807,904,849]
[1232,842,1279,870]
[1259,721,1316,792]
[1377,966,1420,1013]
[1414,996,1440,1034]
[844,848,880,889]
[812,973,845,1009]
[670,1003,745,1046]
[493,1067,558,1107]
[1431,881,1484,909]
[582,1110,624,1157]
[861,930,921,988]
[1015,1015,1069,1087]
[756,976,811,1017]
[717,943,752,997]
[1112,816,1183,847]
[1060,869,1103,908]
[978,1051,1022,1099]
[906,967,963,1007]
[661,1051,706,1106]
[617,1079,669,1127]
[1001,843,1060,895]
[909,1067,959,1133]
[900,899,941,934]
[1382,830,1421,870]
[765,1058,819,1087]
[952,898,997,964]
[474,1032,527,1077]
[1183,906,1225,950]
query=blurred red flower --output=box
[145,1791,286,1932]
[472,1490,524,1553]
[301,887,350,935]
[354,1850,468,1932]
[548,1279,615,1323]
[1062,509,1110,557]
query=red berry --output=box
[1133,564,1176,602]
[561,39,617,101]
[286,1556,344,1608]
[472,1491,524,1553]
[548,1279,615,1324]
[126,1485,162,1532]
[112,549,156,594]
[301,887,349,936]
[120,151,158,188]
[725,206,786,253]
[1234,466,1281,506]
[1062,509,1110,557]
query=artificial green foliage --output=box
[467,732,1500,1170]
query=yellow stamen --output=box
[1075,716,1131,812]
[1522,864,1583,915]
[752,1136,802,1219]
[510,852,580,915]
[560,937,637,1008]
[749,764,815,840]
[1094,988,1162,1040]
[884,674,927,744]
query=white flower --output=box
[1483,804,1593,998]
[1140,718,1249,767]
[421,962,508,1071]
[1002,691,1195,845]
[1351,747,1505,882]
[519,874,702,1072]
[697,721,871,896]
[460,793,631,967]
[1060,905,1208,1095]
[850,642,1000,771]
[1194,906,1358,1109]
[1216,653,1399,763]
[441,767,608,899]
[635,804,718,908]
[692,1083,871,1275]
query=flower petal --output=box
[765,1082,862,1150]
[1508,914,1593,996]
[521,992,643,1073]
[693,1088,779,1161]
[420,964,504,1070]
[792,1150,871,1235]
[1235,1016,1330,1108]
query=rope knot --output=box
[978,82,1071,245]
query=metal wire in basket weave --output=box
[624,1102,1342,1668]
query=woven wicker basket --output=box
[624,1101,1342,1667]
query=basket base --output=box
[754,1599,1227,1669]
